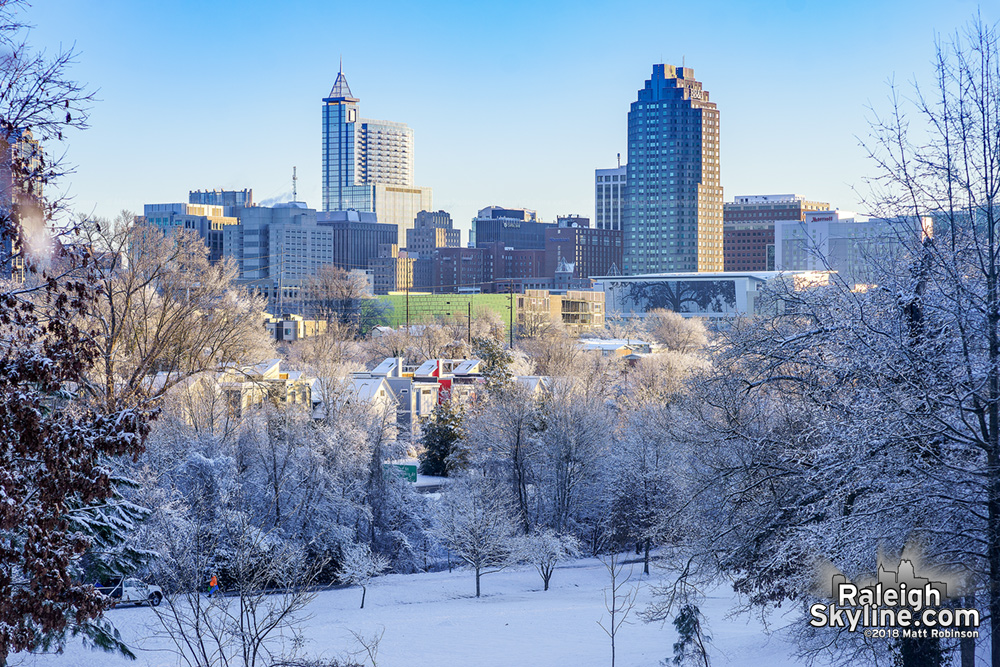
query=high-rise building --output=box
[723,194,829,271]
[595,166,625,231]
[321,66,432,247]
[406,210,461,258]
[624,65,722,274]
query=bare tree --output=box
[148,512,323,667]
[432,475,520,597]
[642,309,708,353]
[305,265,387,333]
[597,552,640,667]
[76,213,273,412]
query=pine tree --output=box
[418,399,465,476]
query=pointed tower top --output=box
[327,61,357,101]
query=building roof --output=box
[327,64,357,101]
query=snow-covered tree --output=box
[0,2,154,661]
[432,475,520,597]
[148,511,322,667]
[667,20,1000,665]
[517,529,580,591]
[642,309,708,353]
[336,541,390,609]
[462,383,544,532]
[418,398,465,476]
[75,213,273,413]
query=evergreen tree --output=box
[418,399,465,476]
[473,336,513,395]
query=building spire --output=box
[327,58,356,100]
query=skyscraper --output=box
[595,165,625,231]
[624,65,722,274]
[321,66,432,246]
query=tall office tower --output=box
[595,165,625,231]
[624,65,722,274]
[407,210,460,258]
[321,66,432,247]
[723,194,829,271]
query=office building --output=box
[189,188,253,214]
[407,210,461,258]
[595,165,626,231]
[544,225,622,280]
[370,244,418,295]
[723,194,829,271]
[143,202,239,263]
[473,206,548,249]
[775,210,931,288]
[321,66,432,246]
[624,65,722,274]
[217,204,395,311]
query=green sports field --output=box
[378,292,513,328]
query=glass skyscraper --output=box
[321,67,431,246]
[624,65,722,274]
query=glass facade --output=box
[321,68,431,242]
[321,88,359,212]
[624,65,723,275]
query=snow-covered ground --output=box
[14,557,808,667]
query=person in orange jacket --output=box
[208,574,219,598]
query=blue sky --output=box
[26,0,994,237]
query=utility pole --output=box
[508,282,514,349]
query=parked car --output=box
[96,577,163,607]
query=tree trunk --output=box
[960,594,975,667]
[360,584,366,610]
[475,567,481,598]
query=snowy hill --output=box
[13,558,807,667]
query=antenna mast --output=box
[292,166,298,202]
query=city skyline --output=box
[25,0,995,238]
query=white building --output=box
[595,165,626,231]
[775,210,931,288]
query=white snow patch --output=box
[13,558,811,667]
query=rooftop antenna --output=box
[339,55,342,73]
[292,166,298,202]
[617,152,621,168]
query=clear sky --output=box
[25,0,997,238]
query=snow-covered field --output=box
[14,558,808,667]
